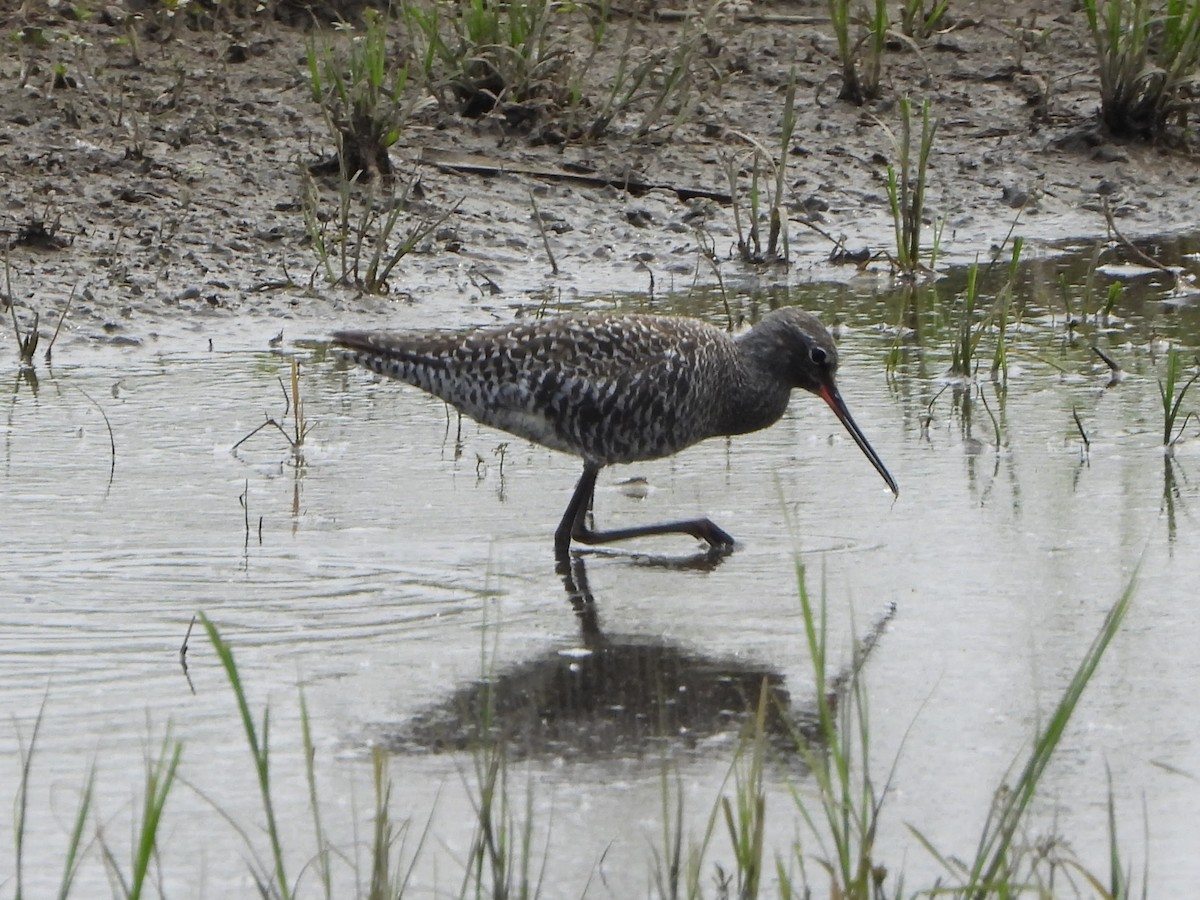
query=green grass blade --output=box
[201,613,291,899]
[966,569,1135,892]
[56,760,97,900]
[129,730,183,900]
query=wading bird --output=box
[333,308,897,558]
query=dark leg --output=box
[555,463,735,559]
[555,464,600,560]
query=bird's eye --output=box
[810,346,827,365]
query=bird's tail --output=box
[331,330,473,405]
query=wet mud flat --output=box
[3,0,1200,349]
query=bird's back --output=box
[332,314,741,465]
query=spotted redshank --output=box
[333,308,897,557]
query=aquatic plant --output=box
[5,562,1141,900]
[232,357,313,456]
[948,573,1133,895]
[203,614,292,896]
[783,563,885,897]
[1158,346,1200,447]
[990,236,1024,383]
[884,97,938,276]
[11,695,178,900]
[1081,0,1200,139]
[950,264,982,377]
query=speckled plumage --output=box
[333,309,834,465]
[332,308,896,555]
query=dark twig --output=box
[179,615,197,695]
[1092,345,1121,373]
[528,190,559,275]
[44,285,76,364]
[239,479,250,552]
[5,253,39,368]
[69,382,116,487]
[1101,198,1187,290]
[232,362,309,453]
[1072,406,1091,455]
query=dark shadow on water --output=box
[380,555,813,760]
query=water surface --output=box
[3,242,1200,896]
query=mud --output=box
[3,0,1198,354]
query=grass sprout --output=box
[726,74,797,264]
[1158,346,1200,447]
[884,97,938,276]
[201,614,292,898]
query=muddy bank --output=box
[2,1,1197,355]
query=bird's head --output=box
[750,308,898,497]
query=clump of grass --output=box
[990,236,1024,384]
[1158,346,1200,447]
[367,748,430,898]
[402,0,572,119]
[884,97,938,276]
[950,264,983,377]
[828,0,888,104]
[11,564,1140,900]
[14,694,178,900]
[650,684,772,900]
[454,628,550,900]
[4,256,74,376]
[726,75,797,264]
[573,1,720,143]
[783,563,886,897]
[307,11,411,183]
[901,0,951,39]
[1082,0,1200,139]
[654,557,1137,899]
[98,729,183,900]
[300,164,462,294]
[947,239,1025,381]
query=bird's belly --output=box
[474,406,583,456]
[458,400,705,465]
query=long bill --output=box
[818,382,899,497]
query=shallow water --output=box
[3,243,1200,897]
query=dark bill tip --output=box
[818,382,899,498]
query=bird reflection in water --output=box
[384,554,801,759]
